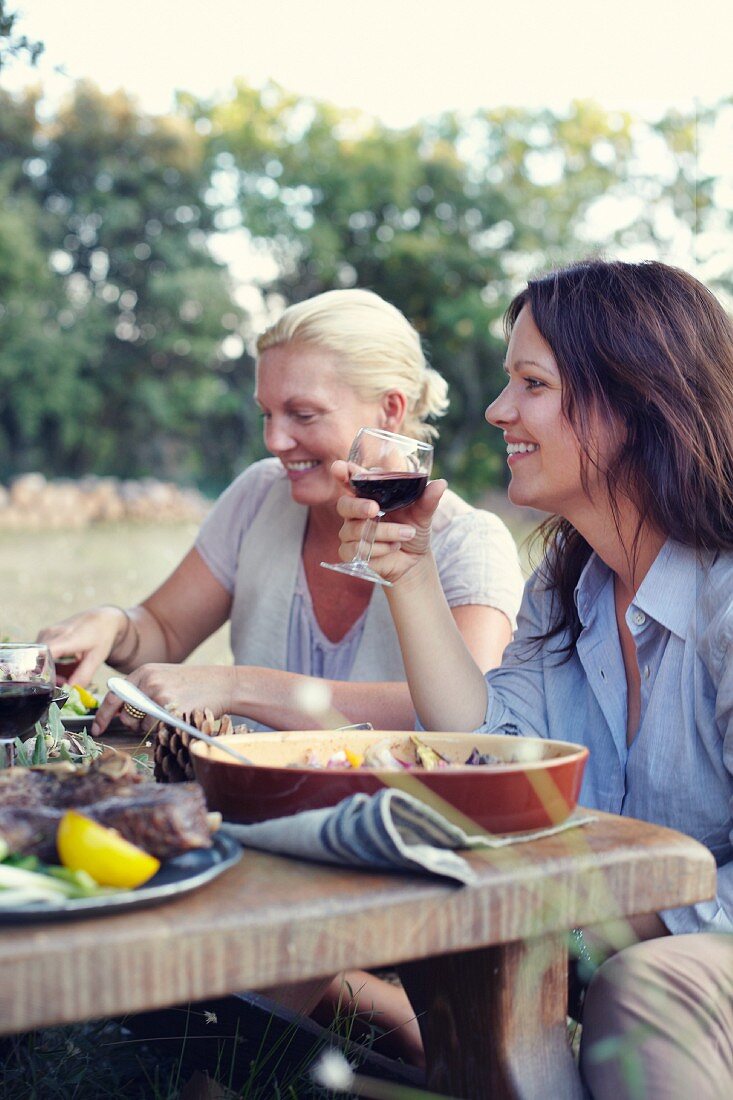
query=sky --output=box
[6,0,733,124]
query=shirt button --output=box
[632,610,646,626]
[643,665,651,680]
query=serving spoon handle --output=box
[106,676,254,766]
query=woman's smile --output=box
[281,459,321,479]
[505,437,540,464]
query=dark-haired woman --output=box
[335,260,733,1096]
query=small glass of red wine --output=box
[321,427,433,587]
[0,643,56,768]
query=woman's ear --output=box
[379,390,408,432]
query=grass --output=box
[0,1002,422,1100]
[0,1021,301,1099]
[0,522,231,667]
[0,1019,184,1100]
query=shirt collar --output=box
[634,539,704,639]
[575,538,703,639]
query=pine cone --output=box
[152,708,245,783]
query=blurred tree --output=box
[0,170,104,475]
[652,99,733,300]
[0,87,105,476]
[0,0,43,72]
[192,85,726,493]
[190,85,517,489]
[1,68,729,496]
[0,84,250,488]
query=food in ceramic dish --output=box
[191,730,589,833]
[294,733,513,771]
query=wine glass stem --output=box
[0,738,16,769]
[353,510,385,568]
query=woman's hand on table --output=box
[332,459,446,587]
[92,663,236,736]
[37,606,128,687]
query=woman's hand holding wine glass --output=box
[327,428,446,588]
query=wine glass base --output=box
[320,561,393,587]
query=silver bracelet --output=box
[107,606,141,667]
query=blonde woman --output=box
[40,289,524,733]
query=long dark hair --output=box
[505,259,733,650]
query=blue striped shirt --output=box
[480,539,733,934]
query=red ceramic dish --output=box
[190,731,589,834]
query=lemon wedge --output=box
[57,810,160,889]
[71,684,99,710]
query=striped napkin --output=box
[224,789,596,884]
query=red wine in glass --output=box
[0,682,54,736]
[350,471,429,512]
[321,427,433,587]
[0,643,56,767]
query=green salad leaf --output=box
[60,685,100,717]
[0,853,123,905]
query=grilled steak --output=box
[47,750,145,806]
[0,750,144,810]
[87,783,212,859]
[0,752,213,860]
[0,768,53,809]
[0,806,62,861]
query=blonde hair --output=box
[256,289,449,441]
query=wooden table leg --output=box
[397,935,583,1100]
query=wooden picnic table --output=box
[0,808,715,1098]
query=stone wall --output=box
[0,473,211,529]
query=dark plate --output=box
[0,831,242,923]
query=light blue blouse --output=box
[479,539,733,935]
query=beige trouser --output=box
[580,933,733,1099]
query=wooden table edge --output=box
[0,811,717,1037]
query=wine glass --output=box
[0,643,56,767]
[321,427,433,587]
